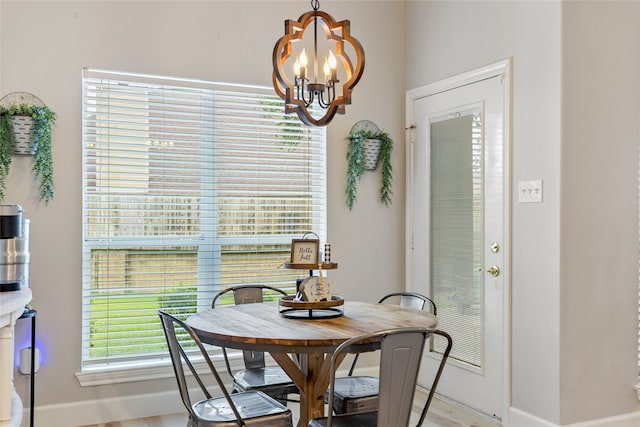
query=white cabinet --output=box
[0,288,32,427]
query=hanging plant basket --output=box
[346,120,394,210]
[363,137,383,170]
[11,115,37,155]
[0,92,56,204]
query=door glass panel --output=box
[430,110,483,368]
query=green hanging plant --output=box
[0,104,56,204]
[0,113,13,203]
[346,129,393,210]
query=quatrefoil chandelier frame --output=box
[272,0,365,127]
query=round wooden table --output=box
[187,300,437,427]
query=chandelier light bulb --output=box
[328,51,337,69]
[328,50,337,80]
[294,59,301,78]
[323,57,331,80]
[299,49,308,67]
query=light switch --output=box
[518,180,543,203]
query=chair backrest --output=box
[378,291,437,315]
[212,285,288,371]
[158,310,244,424]
[211,284,288,307]
[377,293,451,427]
[345,292,438,377]
[327,327,428,427]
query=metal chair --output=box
[330,292,438,416]
[377,291,437,313]
[158,310,293,427]
[310,327,452,427]
[211,285,299,404]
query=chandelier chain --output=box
[311,0,319,11]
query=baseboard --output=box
[509,407,640,427]
[28,386,218,427]
[565,411,640,427]
[508,408,560,427]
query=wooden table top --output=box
[187,300,437,353]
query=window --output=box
[81,69,326,370]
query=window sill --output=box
[76,352,246,387]
[76,360,175,386]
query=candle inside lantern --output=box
[294,59,301,79]
[328,51,337,81]
[323,57,331,82]
[296,48,307,80]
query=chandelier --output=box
[272,0,365,127]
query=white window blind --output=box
[82,69,326,369]
[430,111,483,367]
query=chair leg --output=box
[271,392,289,405]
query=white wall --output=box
[1,0,406,420]
[560,1,640,424]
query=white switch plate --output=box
[518,180,543,203]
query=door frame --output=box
[404,59,512,422]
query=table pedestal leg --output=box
[271,352,345,427]
[301,353,326,422]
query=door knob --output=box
[486,265,500,277]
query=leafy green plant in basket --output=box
[0,104,56,204]
[346,129,393,210]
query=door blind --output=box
[430,111,483,367]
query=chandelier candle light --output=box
[272,0,365,126]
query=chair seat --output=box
[308,411,377,427]
[233,366,299,395]
[194,390,292,426]
[330,376,379,414]
[234,366,295,388]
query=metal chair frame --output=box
[329,292,444,423]
[311,326,452,427]
[158,310,293,427]
[211,285,299,403]
[344,292,437,377]
[378,291,437,313]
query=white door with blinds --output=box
[81,69,326,370]
[406,61,510,421]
